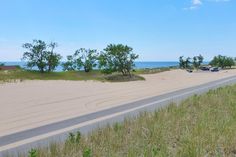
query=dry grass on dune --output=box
[0,69,147,83]
[0,67,174,83]
[12,84,236,157]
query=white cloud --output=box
[209,0,230,2]
[184,0,202,10]
[184,0,230,10]
[193,0,202,5]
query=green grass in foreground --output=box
[0,68,172,83]
[9,84,236,157]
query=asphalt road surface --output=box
[1,75,236,156]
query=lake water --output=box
[2,61,179,72]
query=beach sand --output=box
[0,69,236,137]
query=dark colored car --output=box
[187,69,193,73]
[200,66,210,71]
[210,67,219,72]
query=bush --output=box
[28,149,37,157]
[83,148,92,157]
[104,74,145,82]
[66,131,81,144]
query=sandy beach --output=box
[1,69,236,137]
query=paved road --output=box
[1,75,236,156]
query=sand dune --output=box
[1,69,236,137]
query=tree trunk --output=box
[121,70,125,76]
[128,71,132,78]
[84,67,90,73]
[40,68,44,73]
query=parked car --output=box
[200,66,210,71]
[186,69,193,73]
[210,67,219,72]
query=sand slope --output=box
[1,69,236,137]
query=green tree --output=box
[179,56,185,69]
[22,40,47,73]
[193,56,198,69]
[198,54,204,66]
[210,55,235,69]
[75,48,99,72]
[185,57,192,69]
[210,55,223,68]
[179,56,192,69]
[99,44,139,77]
[193,54,204,69]
[224,57,235,68]
[22,40,62,73]
[46,42,62,72]
[62,55,76,71]
[63,48,98,72]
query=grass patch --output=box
[0,70,145,83]
[104,74,145,82]
[0,67,174,83]
[134,67,176,75]
[6,84,236,157]
[0,69,106,82]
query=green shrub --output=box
[67,131,81,144]
[75,131,81,144]
[83,148,92,157]
[28,149,37,157]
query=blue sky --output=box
[0,0,235,61]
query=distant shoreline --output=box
[1,61,181,72]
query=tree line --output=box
[21,40,236,74]
[179,54,236,69]
[22,40,138,77]
[209,55,235,69]
[179,55,204,69]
